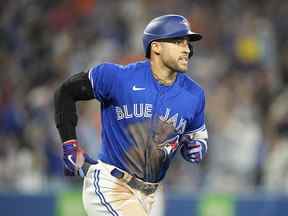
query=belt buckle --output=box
[133,178,158,195]
[143,184,157,195]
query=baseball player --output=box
[54,14,208,216]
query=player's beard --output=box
[176,55,189,72]
[164,57,189,73]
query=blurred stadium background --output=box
[0,0,288,215]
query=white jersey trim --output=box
[184,124,206,134]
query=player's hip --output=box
[85,160,159,195]
[83,160,157,215]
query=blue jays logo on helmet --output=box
[143,14,202,58]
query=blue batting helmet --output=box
[143,14,202,58]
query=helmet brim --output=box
[187,32,202,41]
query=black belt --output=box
[110,168,158,195]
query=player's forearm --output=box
[54,72,95,142]
[54,80,78,142]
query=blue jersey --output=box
[88,60,206,182]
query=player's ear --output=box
[150,41,161,56]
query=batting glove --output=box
[180,136,207,164]
[63,140,97,177]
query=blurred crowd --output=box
[0,0,287,194]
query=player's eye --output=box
[173,39,184,45]
[173,39,190,48]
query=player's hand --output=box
[63,140,97,177]
[180,136,207,164]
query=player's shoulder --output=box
[89,62,125,73]
[121,59,149,73]
[178,73,205,96]
[90,60,148,73]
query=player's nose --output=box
[182,41,190,55]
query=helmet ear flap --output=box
[188,43,194,58]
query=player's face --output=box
[158,37,191,72]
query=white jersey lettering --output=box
[123,105,133,119]
[144,104,153,118]
[116,106,125,120]
[159,108,171,121]
[115,104,187,133]
[134,103,144,117]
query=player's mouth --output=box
[178,56,188,65]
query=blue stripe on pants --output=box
[93,169,119,216]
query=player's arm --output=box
[54,72,97,176]
[180,88,208,164]
[54,72,94,140]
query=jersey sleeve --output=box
[185,89,206,133]
[88,63,119,102]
